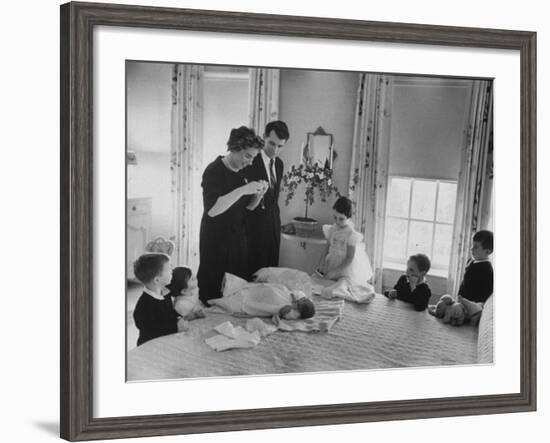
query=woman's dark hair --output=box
[409,253,431,273]
[333,196,353,218]
[473,230,493,251]
[166,266,192,296]
[133,253,170,284]
[227,126,264,152]
[264,120,290,141]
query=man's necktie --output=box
[269,158,276,189]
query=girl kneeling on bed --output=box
[210,274,316,320]
[316,197,375,303]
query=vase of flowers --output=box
[281,161,340,237]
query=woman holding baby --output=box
[197,126,268,306]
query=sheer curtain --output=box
[170,64,204,272]
[447,80,494,296]
[348,74,393,291]
[248,68,280,135]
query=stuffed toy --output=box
[430,294,484,326]
[167,266,205,321]
[430,294,467,326]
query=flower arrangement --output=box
[281,161,341,221]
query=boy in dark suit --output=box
[457,230,494,318]
[132,253,183,346]
[243,121,289,276]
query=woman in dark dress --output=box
[197,127,268,305]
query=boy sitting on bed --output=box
[132,253,186,346]
[385,253,432,311]
[457,230,494,320]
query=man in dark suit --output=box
[243,121,289,277]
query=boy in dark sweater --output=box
[386,253,432,311]
[132,253,183,346]
[457,230,493,318]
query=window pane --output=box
[410,180,437,221]
[436,182,458,223]
[433,224,453,269]
[407,221,433,257]
[383,218,408,262]
[386,177,411,218]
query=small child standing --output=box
[317,197,374,303]
[457,230,494,320]
[132,253,183,346]
[386,254,432,312]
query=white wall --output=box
[126,61,174,239]
[126,61,173,153]
[3,1,547,443]
[278,69,358,226]
[202,73,250,165]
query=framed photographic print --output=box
[60,1,536,441]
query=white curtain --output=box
[248,68,280,135]
[348,74,393,292]
[170,64,204,272]
[447,80,493,296]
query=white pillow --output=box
[253,267,313,297]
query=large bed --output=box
[127,279,493,381]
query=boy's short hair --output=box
[409,253,431,273]
[264,120,289,141]
[297,298,315,319]
[333,196,353,218]
[473,230,494,251]
[133,253,170,284]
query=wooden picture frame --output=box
[60,1,536,440]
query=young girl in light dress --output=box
[317,197,375,303]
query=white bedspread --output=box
[127,286,479,381]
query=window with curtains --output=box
[383,176,458,276]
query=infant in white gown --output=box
[209,273,314,319]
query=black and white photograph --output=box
[125,61,494,381]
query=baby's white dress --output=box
[321,223,375,303]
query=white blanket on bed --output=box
[128,281,479,380]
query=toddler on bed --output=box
[457,230,494,321]
[385,253,432,311]
[132,253,186,346]
[166,266,205,321]
[316,197,375,303]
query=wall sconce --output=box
[127,151,138,165]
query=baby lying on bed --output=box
[209,273,316,320]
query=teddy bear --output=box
[430,294,467,326]
[430,294,485,326]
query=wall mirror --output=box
[302,126,334,169]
